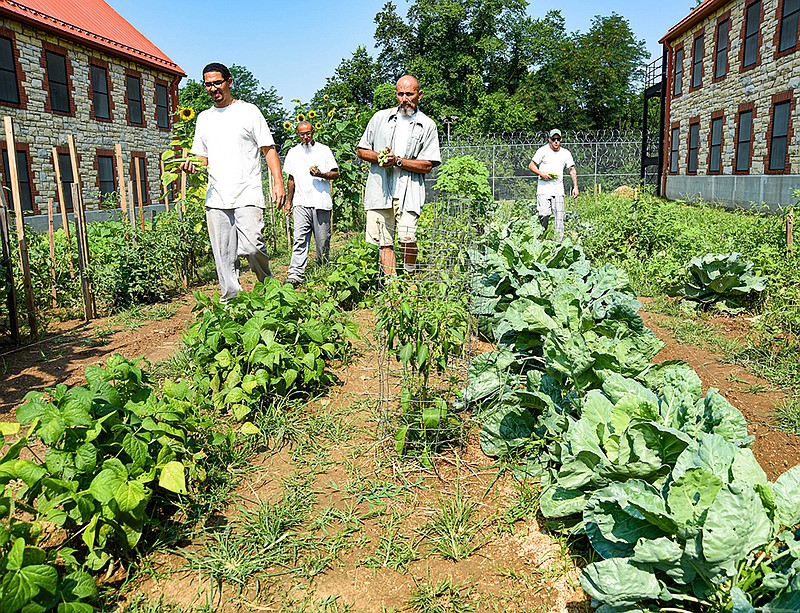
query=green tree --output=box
[314,46,387,107]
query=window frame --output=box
[673,45,684,97]
[0,30,26,108]
[154,80,170,130]
[130,152,149,204]
[733,104,755,174]
[1,142,37,213]
[669,124,681,174]
[89,59,113,122]
[95,150,117,201]
[713,13,731,81]
[707,112,724,174]
[740,0,763,71]
[775,0,800,57]
[686,118,700,174]
[41,44,74,116]
[690,31,705,91]
[125,70,145,127]
[765,92,794,174]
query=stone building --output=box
[660,0,799,208]
[0,0,184,216]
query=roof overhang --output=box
[659,0,729,45]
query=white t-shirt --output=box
[283,142,338,210]
[191,100,275,209]
[532,145,575,197]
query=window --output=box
[735,109,753,172]
[0,36,19,104]
[673,47,684,96]
[687,121,700,173]
[90,64,110,120]
[769,100,792,171]
[743,1,761,68]
[778,0,800,53]
[126,74,143,125]
[714,18,729,79]
[691,34,704,89]
[155,83,169,129]
[57,151,74,212]
[709,116,723,173]
[130,154,148,204]
[45,50,70,113]
[97,154,116,197]
[670,126,680,173]
[1,148,34,212]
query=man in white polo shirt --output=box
[528,128,579,242]
[180,62,286,302]
[282,121,339,286]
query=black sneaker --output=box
[283,278,302,288]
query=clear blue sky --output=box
[108,0,695,107]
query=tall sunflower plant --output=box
[283,96,369,232]
[160,106,208,204]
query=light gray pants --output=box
[536,194,565,242]
[287,206,331,282]
[206,206,273,302]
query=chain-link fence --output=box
[426,129,658,201]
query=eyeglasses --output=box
[203,79,227,89]
[550,136,561,142]
[298,131,314,137]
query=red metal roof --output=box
[0,0,184,76]
[660,0,729,44]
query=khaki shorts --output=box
[365,199,418,247]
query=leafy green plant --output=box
[678,252,767,312]
[433,155,493,204]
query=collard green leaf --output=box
[667,467,723,534]
[539,485,587,518]
[702,483,773,566]
[672,433,737,484]
[580,558,661,607]
[479,401,535,457]
[773,464,800,527]
[632,536,682,565]
[703,389,751,445]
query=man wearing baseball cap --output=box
[528,128,579,242]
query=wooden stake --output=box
[47,198,57,309]
[3,116,37,337]
[115,144,128,219]
[71,183,94,321]
[160,158,170,212]
[127,180,137,237]
[787,207,795,255]
[0,190,20,343]
[51,147,75,280]
[133,158,144,230]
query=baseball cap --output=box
[549,129,562,138]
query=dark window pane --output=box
[692,35,704,88]
[769,101,791,170]
[709,118,722,172]
[98,155,116,195]
[156,83,169,129]
[0,37,19,104]
[736,111,752,172]
[91,65,110,119]
[131,157,148,203]
[1,149,33,211]
[715,20,728,78]
[46,51,70,113]
[58,152,74,211]
[688,123,699,172]
[743,2,760,67]
[780,0,800,52]
[674,48,683,96]
[127,75,142,124]
[670,127,680,172]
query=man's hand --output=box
[571,185,579,199]
[180,157,206,174]
[272,181,286,209]
[310,165,322,177]
[377,148,395,168]
[539,172,553,181]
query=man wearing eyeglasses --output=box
[528,129,579,242]
[180,62,286,302]
[281,121,339,287]
[357,74,440,277]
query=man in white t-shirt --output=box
[282,121,339,286]
[180,62,286,302]
[528,128,579,242]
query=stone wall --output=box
[0,17,179,214]
[664,0,800,206]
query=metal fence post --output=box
[492,144,496,200]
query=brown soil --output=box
[0,283,797,611]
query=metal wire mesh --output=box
[376,198,481,468]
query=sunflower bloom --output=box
[327,109,335,118]
[296,113,305,122]
[178,107,196,121]
[323,94,329,101]
[283,121,292,130]
[308,110,316,119]
[315,122,322,130]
